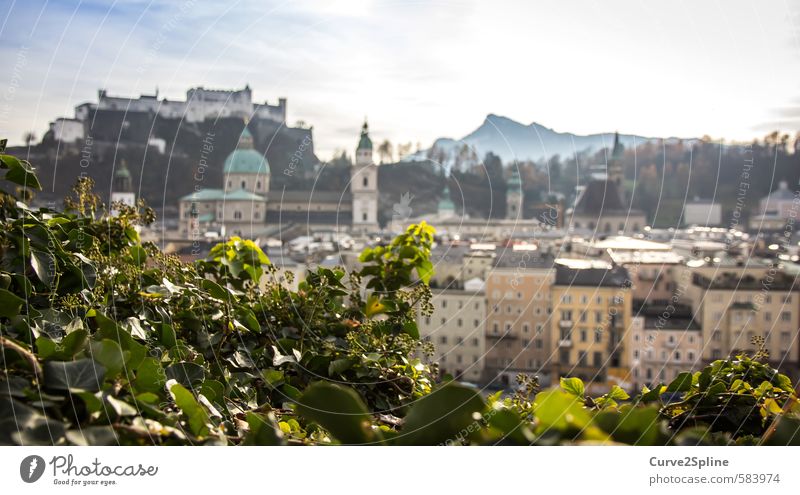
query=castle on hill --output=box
[48,85,287,144]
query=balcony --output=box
[664,339,678,348]
[559,320,572,328]
[558,339,573,347]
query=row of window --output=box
[438,300,482,310]
[424,317,482,328]
[634,349,697,362]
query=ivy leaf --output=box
[0,288,24,318]
[607,385,630,401]
[43,359,106,392]
[0,153,42,190]
[165,362,206,388]
[295,382,377,445]
[396,383,485,445]
[560,376,585,397]
[167,379,211,438]
[242,412,285,446]
[666,372,693,393]
[30,249,56,287]
[89,339,129,377]
[415,259,434,284]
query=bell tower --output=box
[351,120,379,231]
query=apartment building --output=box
[629,308,702,389]
[418,288,487,382]
[684,270,800,377]
[484,251,555,387]
[608,249,684,304]
[550,259,632,385]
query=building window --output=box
[474,319,479,328]
[234,211,242,220]
[363,176,368,187]
[439,336,447,344]
[256,180,262,189]
[523,323,530,333]
[241,180,246,189]
[781,311,791,322]
[254,211,260,219]
[594,352,602,367]
[472,338,479,346]
[362,212,368,221]
[457,319,463,327]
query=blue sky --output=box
[1,0,799,158]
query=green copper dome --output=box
[438,183,455,212]
[357,121,372,150]
[114,160,131,179]
[224,126,269,175]
[507,168,522,190]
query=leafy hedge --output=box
[1,141,799,445]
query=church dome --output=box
[224,126,270,175]
[357,121,372,150]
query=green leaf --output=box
[533,389,594,434]
[242,412,285,445]
[164,362,206,388]
[57,329,89,359]
[666,372,693,393]
[89,339,129,377]
[66,426,118,446]
[30,249,56,287]
[0,153,42,190]
[607,385,630,401]
[167,379,211,437]
[328,358,355,375]
[397,383,486,445]
[0,288,24,318]
[402,320,420,339]
[134,357,166,393]
[560,376,585,397]
[595,405,663,445]
[160,323,178,349]
[415,259,434,284]
[295,382,377,444]
[43,359,106,392]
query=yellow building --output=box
[684,270,799,375]
[549,259,633,387]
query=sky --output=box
[1,0,799,159]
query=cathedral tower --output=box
[351,120,379,231]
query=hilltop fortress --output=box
[49,85,287,143]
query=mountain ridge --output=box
[405,113,697,168]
